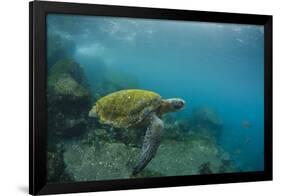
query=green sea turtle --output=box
[89,89,186,175]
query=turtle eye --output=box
[179,101,184,107]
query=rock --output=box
[162,115,191,141]
[198,162,213,174]
[63,141,139,181]
[47,151,64,182]
[47,145,73,182]
[81,126,145,148]
[112,128,144,147]
[190,106,223,139]
[62,132,236,181]
[218,152,236,173]
[175,119,191,132]
[53,76,88,99]
[47,58,91,137]
[145,136,235,176]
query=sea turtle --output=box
[89,89,186,175]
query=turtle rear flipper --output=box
[132,113,163,175]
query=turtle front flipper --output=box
[89,106,97,118]
[132,113,163,175]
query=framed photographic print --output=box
[29,1,272,195]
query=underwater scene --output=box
[46,14,264,183]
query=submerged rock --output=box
[191,106,223,127]
[63,141,139,181]
[81,126,144,148]
[112,128,144,147]
[47,58,91,137]
[190,106,223,140]
[145,137,224,176]
[53,76,89,99]
[47,144,73,182]
[198,162,213,174]
[62,131,236,181]
[163,116,191,141]
[47,150,64,182]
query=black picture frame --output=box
[29,1,273,195]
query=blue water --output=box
[47,14,264,172]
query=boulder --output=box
[190,106,223,140]
[63,141,139,181]
[47,144,73,182]
[47,58,91,137]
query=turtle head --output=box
[168,98,186,111]
[160,98,186,114]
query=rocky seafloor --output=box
[62,134,235,182]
